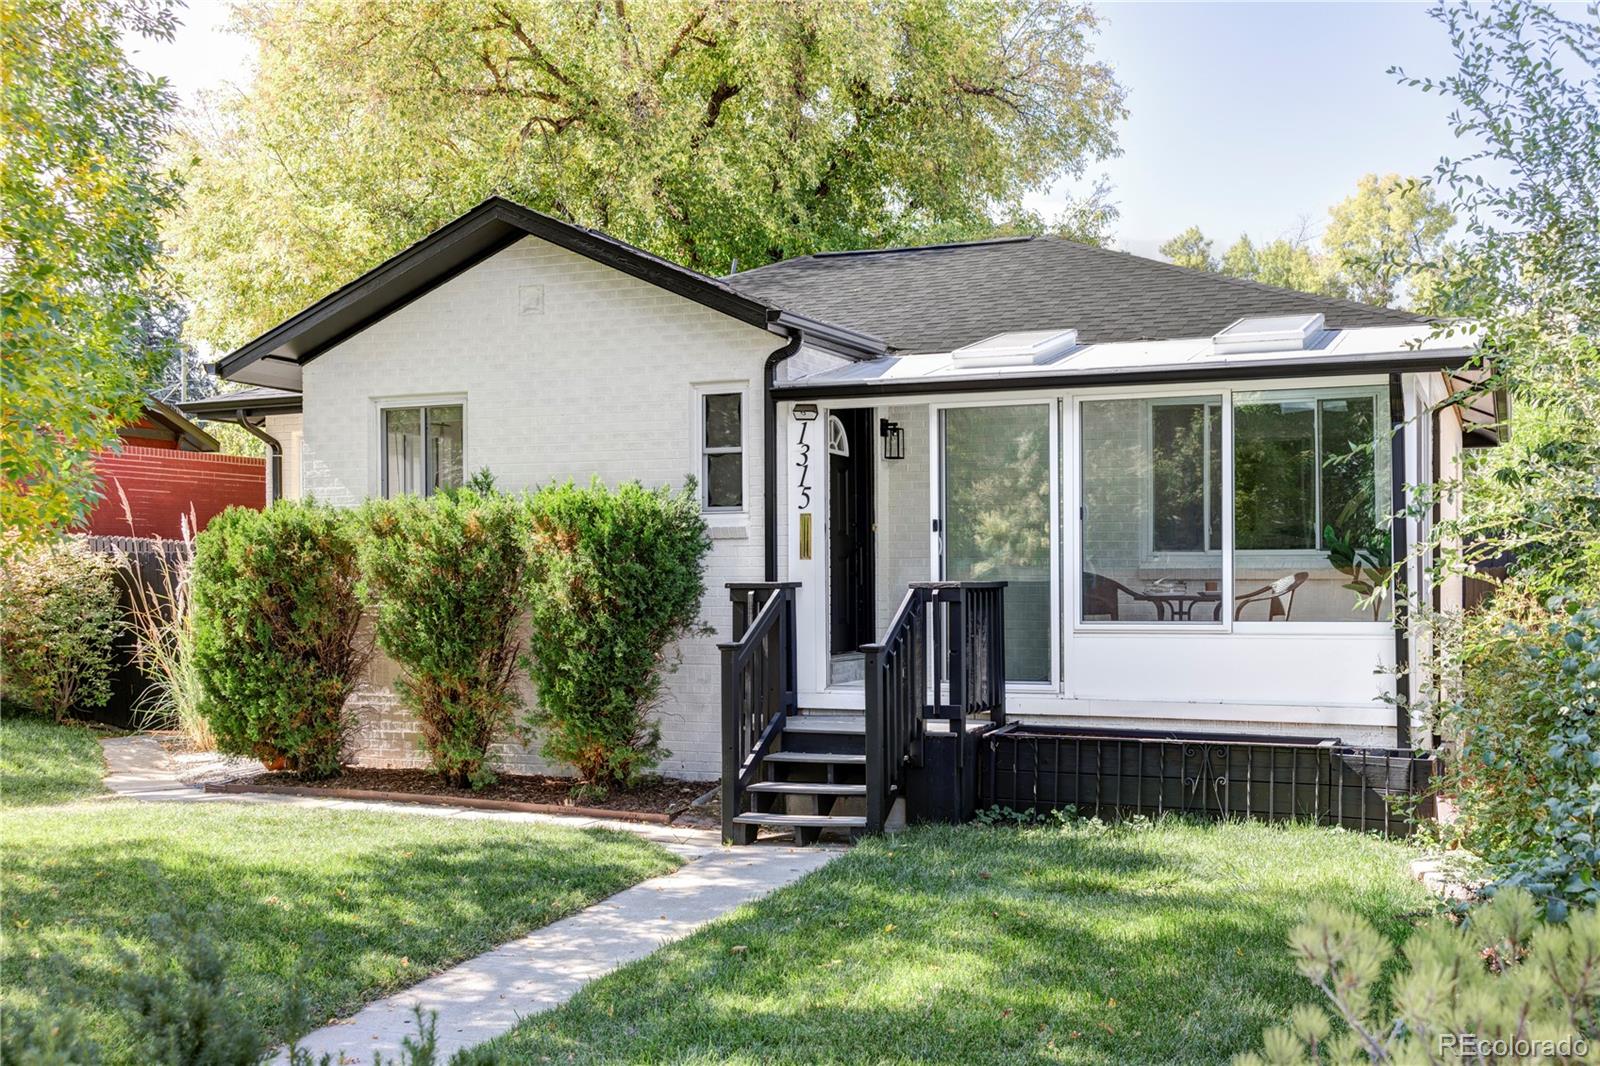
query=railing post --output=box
[719,643,750,845]
[946,591,966,738]
[782,588,797,714]
[863,642,887,835]
[991,585,1007,727]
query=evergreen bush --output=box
[523,480,709,790]
[1237,889,1597,1064]
[358,488,529,789]
[0,536,122,720]
[191,503,369,779]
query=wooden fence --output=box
[74,535,188,727]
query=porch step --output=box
[762,751,866,765]
[745,781,866,797]
[785,715,865,735]
[732,812,868,830]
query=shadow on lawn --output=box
[493,821,1430,1065]
[2,816,670,1054]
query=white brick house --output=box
[185,197,1493,799]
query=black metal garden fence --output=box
[977,724,1436,837]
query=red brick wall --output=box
[80,446,267,539]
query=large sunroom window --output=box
[1233,388,1389,622]
[1080,386,1391,625]
[1082,397,1224,624]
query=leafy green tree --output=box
[168,0,1126,352]
[1397,0,1600,917]
[1219,233,1259,279]
[1323,172,1455,308]
[1159,225,1216,271]
[2,0,180,543]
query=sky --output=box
[128,1,1521,259]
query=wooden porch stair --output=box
[730,713,894,841]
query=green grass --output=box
[1,799,680,1062]
[0,716,107,807]
[484,819,1435,1065]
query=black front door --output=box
[829,409,875,655]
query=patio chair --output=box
[1082,571,1160,621]
[1233,571,1309,622]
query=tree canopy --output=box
[1158,172,1455,309]
[169,0,1127,353]
[2,0,180,543]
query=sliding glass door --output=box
[940,403,1054,683]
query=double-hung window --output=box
[701,392,743,510]
[383,404,464,498]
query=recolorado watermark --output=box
[1439,1033,1589,1058]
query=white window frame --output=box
[692,381,751,516]
[372,394,467,500]
[1230,384,1388,558]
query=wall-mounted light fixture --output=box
[879,418,905,460]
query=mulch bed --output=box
[222,767,717,826]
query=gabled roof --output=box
[726,235,1425,353]
[134,396,220,452]
[217,197,884,389]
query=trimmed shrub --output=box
[191,503,369,779]
[523,480,709,790]
[0,536,122,720]
[358,489,529,789]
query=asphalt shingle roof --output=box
[726,236,1423,354]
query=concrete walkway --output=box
[99,737,841,1062]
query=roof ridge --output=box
[1033,235,1425,324]
[726,234,1036,278]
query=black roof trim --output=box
[179,387,304,418]
[216,198,881,386]
[774,348,1477,400]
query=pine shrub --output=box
[190,503,369,779]
[523,480,709,790]
[358,488,529,789]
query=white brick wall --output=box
[299,236,785,780]
[874,404,931,634]
[263,413,303,502]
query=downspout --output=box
[237,413,284,504]
[763,332,803,581]
[1388,373,1411,749]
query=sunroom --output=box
[770,314,1475,749]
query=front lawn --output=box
[2,785,679,1061]
[0,715,107,807]
[483,819,1434,1064]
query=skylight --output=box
[952,329,1079,368]
[1212,314,1326,355]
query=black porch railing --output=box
[862,581,1006,834]
[719,583,799,844]
[978,724,1437,837]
